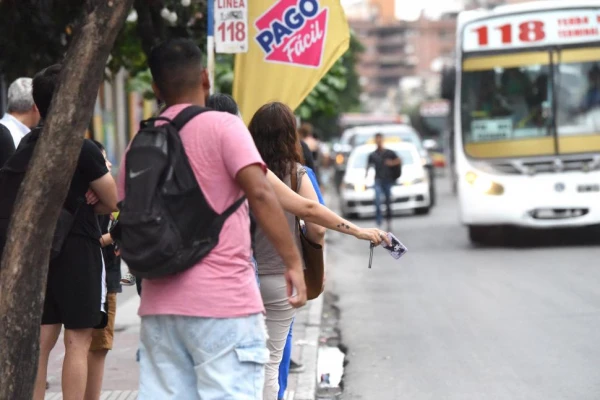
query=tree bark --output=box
[0,1,133,398]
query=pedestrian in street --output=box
[0,65,119,400]
[0,77,40,149]
[117,39,307,400]
[85,140,122,400]
[366,133,401,231]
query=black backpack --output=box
[389,162,401,181]
[118,105,246,279]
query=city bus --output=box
[450,1,600,243]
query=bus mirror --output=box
[441,66,456,101]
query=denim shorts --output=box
[138,313,269,400]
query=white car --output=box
[340,143,432,218]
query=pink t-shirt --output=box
[118,104,265,318]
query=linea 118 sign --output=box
[215,0,248,53]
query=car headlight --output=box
[336,154,345,165]
[344,183,366,192]
[399,178,425,186]
[465,171,504,195]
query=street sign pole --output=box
[207,0,215,95]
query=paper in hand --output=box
[382,232,407,260]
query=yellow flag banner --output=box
[233,0,350,125]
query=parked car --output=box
[333,124,437,205]
[340,142,432,218]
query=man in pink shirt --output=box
[118,39,306,399]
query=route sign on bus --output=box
[463,8,600,52]
[215,0,248,53]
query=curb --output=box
[293,213,330,400]
[293,295,324,400]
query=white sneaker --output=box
[120,273,136,286]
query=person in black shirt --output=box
[366,133,401,230]
[30,65,118,400]
[0,123,15,167]
[86,140,122,400]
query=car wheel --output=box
[428,170,436,207]
[468,226,490,245]
[415,206,430,215]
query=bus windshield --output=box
[461,48,600,159]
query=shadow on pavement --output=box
[470,225,600,249]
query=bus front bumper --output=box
[458,175,600,228]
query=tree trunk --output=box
[0,1,133,398]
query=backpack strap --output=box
[170,105,211,131]
[215,195,247,224]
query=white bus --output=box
[452,1,600,243]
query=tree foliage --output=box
[296,31,364,139]
[0,1,363,140]
[297,32,364,121]
[0,1,134,397]
[0,0,207,83]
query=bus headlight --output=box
[465,171,504,195]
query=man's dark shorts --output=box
[42,235,106,330]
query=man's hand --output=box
[86,189,100,205]
[285,262,307,308]
[385,158,401,167]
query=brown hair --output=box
[249,102,303,180]
[298,122,313,139]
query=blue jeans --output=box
[278,320,294,399]
[138,314,269,400]
[252,256,259,287]
[374,179,393,226]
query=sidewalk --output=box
[44,286,324,400]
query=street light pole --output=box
[207,0,215,95]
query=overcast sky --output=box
[395,0,463,20]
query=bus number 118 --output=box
[473,20,546,46]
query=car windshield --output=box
[350,148,415,168]
[461,48,600,158]
[352,132,421,148]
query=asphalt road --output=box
[325,176,600,400]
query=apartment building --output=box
[348,4,457,111]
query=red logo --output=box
[254,0,328,68]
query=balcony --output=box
[376,66,414,79]
[376,35,406,48]
[377,54,404,65]
[364,84,388,97]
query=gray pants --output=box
[259,274,297,400]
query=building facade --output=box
[348,4,457,112]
